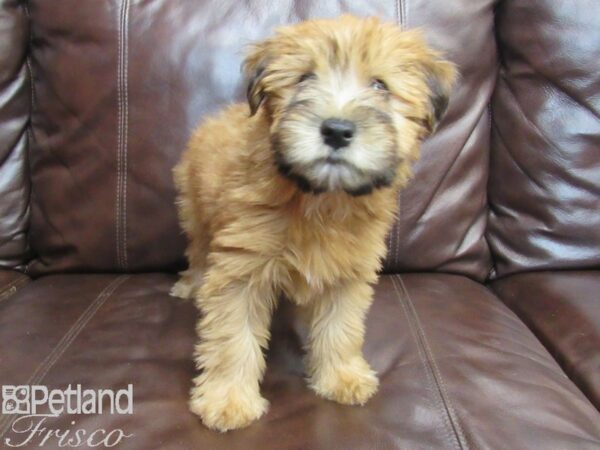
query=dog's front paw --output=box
[309,358,379,406]
[189,385,269,432]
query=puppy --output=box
[172,15,456,432]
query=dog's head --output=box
[243,15,457,196]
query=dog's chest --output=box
[286,232,349,282]
[282,236,352,301]
[280,213,383,297]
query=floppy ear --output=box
[243,42,271,116]
[423,58,457,135]
[246,64,267,116]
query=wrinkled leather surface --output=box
[383,1,495,280]
[25,0,493,279]
[0,0,30,269]
[0,269,28,303]
[1,273,599,449]
[488,0,600,277]
[493,271,600,411]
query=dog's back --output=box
[174,104,250,225]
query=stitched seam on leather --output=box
[123,0,129,269]
[0,275,29,303]
[392,0,403,267]
[116,0,123,268]
[116,0,130,270]
[384,229,391,268]
[395,194,401,267]
[395,275,469,450]
[0,275,129,438]
[390,276,458,450]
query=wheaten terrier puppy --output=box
[172,15,456,432]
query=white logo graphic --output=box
[2,384,133,416]
[1,384,135,448]
[2,386,31,415]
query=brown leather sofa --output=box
[1,1,599,449]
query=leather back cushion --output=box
[488,1,600,278]
[0,1,30,269]
[27,0,496,278]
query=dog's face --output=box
[244,16,457,196]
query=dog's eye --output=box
[371,78,388,91]
[299,73,316,83]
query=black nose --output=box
[320,118,355,150]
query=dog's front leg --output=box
[189,274,276,432]
[305,280,379,405]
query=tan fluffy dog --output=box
[172,15,456,432]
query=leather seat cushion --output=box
[493,271,600,411]
[1,273,599,449]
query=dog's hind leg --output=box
[171,269,202,300]
[171,179,210,299]
[171,229,210,299]
[171,234,209,299]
